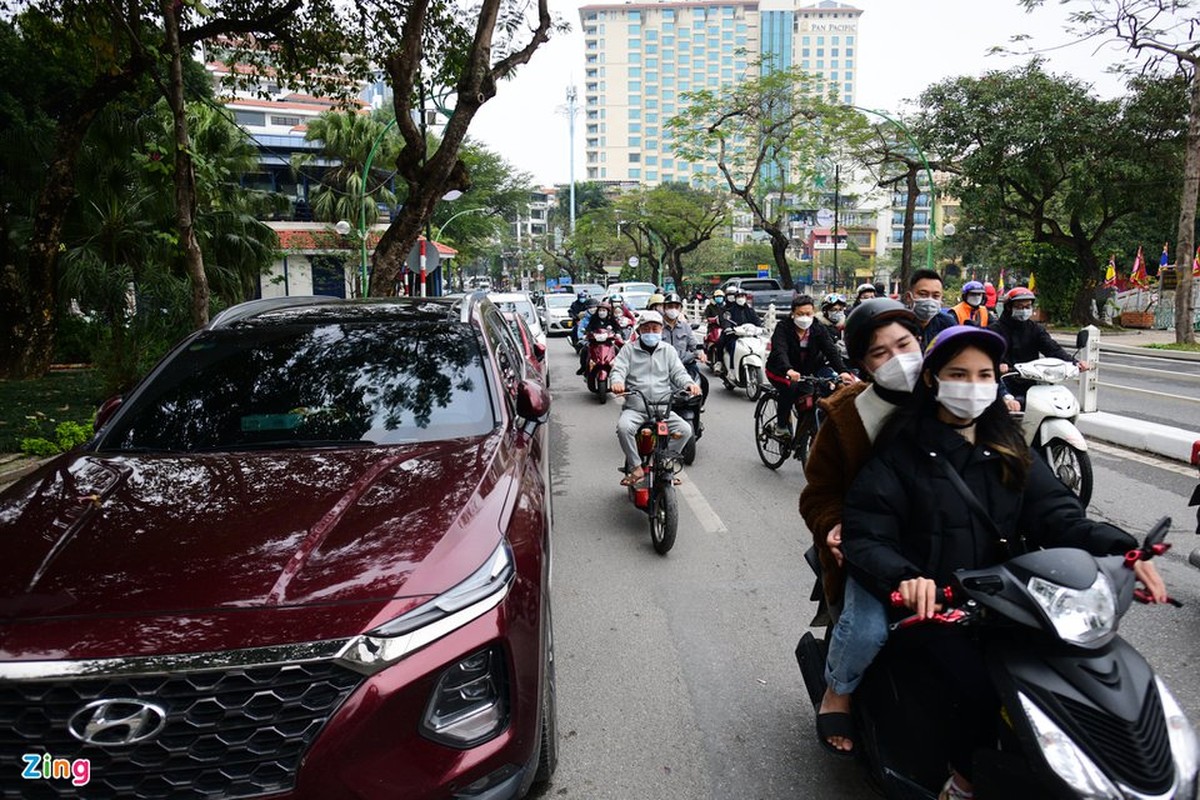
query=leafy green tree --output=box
[296,111,400,227]
[614,183,729,289]
[919,62,1185,323]
[668,64,865,288]
[432,140,534,264]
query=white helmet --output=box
[637,310,664,327]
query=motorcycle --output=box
[676,363,706,466]
[719,323,769,401]
[797,518,1195,800]
[1189,460,1200,569]
[618,388,691,555]
[584,329,622,404]
[1004,357,1093,506]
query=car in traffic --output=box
[488,292,548,349]
[0,294,557,800]
[608,281,657,297]
[502,309,550,385]
[539,292,577,337]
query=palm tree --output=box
[295,111,399,226]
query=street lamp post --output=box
[851,105,936,271]
[359,118,397,297]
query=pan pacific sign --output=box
[802,22,856,32]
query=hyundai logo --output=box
[67,699,167,746]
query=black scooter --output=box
[797,519,1197,800]
[1189,461,1200,569]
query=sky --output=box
[467,0,1140,186]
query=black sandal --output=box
[815,710,856,758]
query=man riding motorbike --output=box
[577,300,623,375]
[764,295,855,439]
[719,286,763,365]
[991,286,1090,409]
[906,268,956,349]
[950,280,991,327]
[703,288,726,319]
[661,291,708,401]
[610,311,701,485]
[849,283,876,311]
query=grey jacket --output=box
[611,340,694,413]
[662,318,699,365]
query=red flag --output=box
[1194,245,1200,278]
[1130,245,1149,288]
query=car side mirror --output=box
[534,342,547,362]
[1075,329,1090,349]
[94,395,124,432]
[516,379,550,421]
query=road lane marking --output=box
[1100,363,1200,381]
[1088,440,1198,477]
[1098,383,1200,404]
[676,471,729,534]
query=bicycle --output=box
[753,376,837,470]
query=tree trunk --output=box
[1173,65,1200,344]
[163,0,208,328]
[899,167,919,289]
[669,251,684,291]
[1071,249,1101,326]
[371,188,439,296]
[767,228,793,289]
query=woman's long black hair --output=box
[875,344,1032,490]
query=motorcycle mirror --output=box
[1075,329,1090,350]
[1143,517,1172,551]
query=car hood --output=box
[0,436,520,659]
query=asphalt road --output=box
[540,335,1200,800]
[1092,349,1200,432]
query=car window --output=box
[545,295,575,308]
[98,322,494,451]
[482,306,526,390]
[492,299,538,327]
[739,280,779,292]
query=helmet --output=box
[637,310,664,327]
[647,293,666,308]
[923,325,1007,375]
[585,298,600,309]
[961,280,984,298]
[663,291,682,305]
[577,291,587,301]
[855,283,876,299]
[844,298,918,364]
[1006,286,1036,303]
[713,289,725,298]
[609,293,624,303]
[822,292,846,309]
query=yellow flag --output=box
[1028,272,1037,292]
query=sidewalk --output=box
[0,453,47,490]
[1049,326,1200,361]
[1077,412,1200,466]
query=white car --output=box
[487,292,547,348]
[542,293,577,336]
[608,281,657,297]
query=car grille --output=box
[1056,683,1173,795]
[1,660,363,799]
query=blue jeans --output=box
[824,576,889,695]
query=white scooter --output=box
[719,323,768,401]
[1006,357,1092,507]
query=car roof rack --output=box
[208,296,344,330]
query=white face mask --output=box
[665,308,680,320]
[735,296,747,306]
[871,351,922,393]
[1012,307,1034,322]
[793,314,814,330]
[829,310,846,324]
[936,380,998,421]
[966,293,984,308]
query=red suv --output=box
[0,295,557,799]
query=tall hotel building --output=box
[579,0,862,184]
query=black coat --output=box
[991,315,1074,370]
[766,318,847,378]
[917,310,956,350]
[842,415,1134,608]
[719,302,762,330]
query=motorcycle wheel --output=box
[754,393,789,470]
[1041,440,1093,507]
[598,378,608,405]
[742,365,760,401]
[682,438,696,465]
[649,483,678,555]
[794,415,816,467]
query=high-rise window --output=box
[629,152,641,162]
[629,168,641,179]
[629,67,642,77]
[628,23,640,34]
[628,38,640,49]
[646,29,657,41]
[629,80,641,91]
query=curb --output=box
[1078,411,1200,465]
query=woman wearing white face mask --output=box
[839,325,1165,799]
[799,298,923,757]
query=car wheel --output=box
[531,608,558,787]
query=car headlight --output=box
[1027,573,1115,645]
[336,541,514,675]
[1156,676,1199,797]
[1018,691,1123,800]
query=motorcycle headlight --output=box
[1156,676,1199,795]
[1018,692,1123,800]
[1027,573,1115,645]
[336,541,514,675]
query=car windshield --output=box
[98,322,494,452]
[545,295,575,308]
[625,294,652,310]
[493,300,538,326]
[739,280,779,291]
[616,283,656,295]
